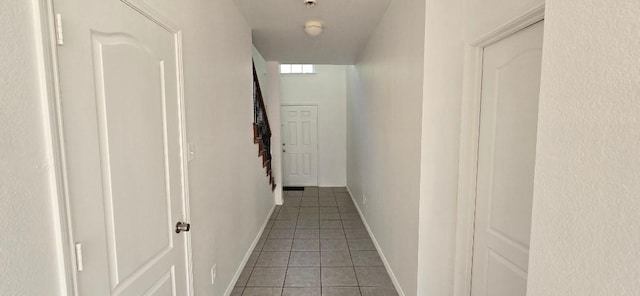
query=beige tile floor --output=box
[232,187,399,296]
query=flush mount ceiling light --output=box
[304,21,323,37]
[304,0,317,8]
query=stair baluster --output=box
[252,62,276,191]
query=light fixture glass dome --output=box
[304,21,323,37]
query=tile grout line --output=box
[270,187,389,296]
[281,208,298,295]
[342,196,362,295]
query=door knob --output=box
[283,149,286,152]
[175,222,191,233]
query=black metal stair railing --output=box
[252,62,275,190]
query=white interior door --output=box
[54,0,191,294]
[471,21,544,296]
[281,105,318,186]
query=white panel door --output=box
[54,0,191,294]
[471,21,544,296]
[281,105,318,186]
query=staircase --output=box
[252,62,276,191]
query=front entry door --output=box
[471,21,544,296]
[281,105,318,186]
[54,0,191,294]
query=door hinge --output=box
[55,13,64,45]
[74,243,84,272]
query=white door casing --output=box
[281,105,318,186]
[54,0,191,294]
[470,21,544,296]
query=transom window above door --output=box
[280,64,315,74]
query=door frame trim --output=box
[453,4,545,296]
[34,0,74,294]
[35,1,194,294]
[280,103,320,187]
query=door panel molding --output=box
[453,4,544,296]
[142,267,175,296]
[36,0,193,294]
[281,103,319,186]
[90,32,176,289]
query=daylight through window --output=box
[280,64,315,74]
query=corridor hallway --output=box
[232,187,398,296]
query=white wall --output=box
[466,0,544,41]
[528,0,640,295]
[252,48,283,204]
[1,0,274,295]
[417,0,544,295]
[346,0,426,294]
[348,0,546,295]
[281,65,347,186]
[0,1,65,294]
[144,1,275,295]
[252,45,267,89]
[416,0,465,294]
[265,62,284,204]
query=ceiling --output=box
[234,0,391,64]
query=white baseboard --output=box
[346,187,406,296]
[223,204,275,296]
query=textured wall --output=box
[0,0,64,294]
[527,0,640,295]
[346,0,426,294]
